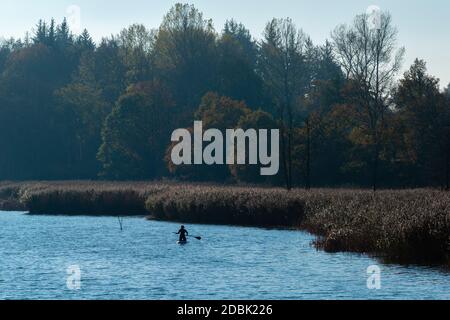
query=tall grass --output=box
[145,186,449,265]
[0,181,448,266]
[0,181,29,211]
[299,190,450,265]
[1,181,167,215]
[145,185,304,227]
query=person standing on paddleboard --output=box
[177,226,189,242]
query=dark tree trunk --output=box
[287,113,293,190]
[287,133,292,189]
[446,148,449,191]
[372,142,379,192]
[306,117,311,190]
[279,120,290,191]
[283,70,292,191]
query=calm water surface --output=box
[0,211,448,300]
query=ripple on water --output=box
[0,212,448,300]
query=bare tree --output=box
[332,11,405,190]
[259,18,307,190]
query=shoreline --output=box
[0,199,26,211]
[1,181,449,267]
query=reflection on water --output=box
[0,212,448,300]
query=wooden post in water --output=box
[118,216,124,231]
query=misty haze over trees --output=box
[0,3,449,190]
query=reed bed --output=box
[299,190,450,265]
[145,185,304,227]
[0,181,30,211]
[0,181,448,266]
[0,181,168,215]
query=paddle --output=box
[174,233,202,240]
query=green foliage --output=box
[0,6,448,189]
[230,110,280,184]
[98,82,174,180]
[54,83,110,178]
[216,20,263,107]
[196,92,251,129]
[116,24,156,84]
[392,59,450,187]
[166,92,252,181]
[154,3,217,111]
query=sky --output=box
[0,0,449,88]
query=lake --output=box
[0,211,448,300]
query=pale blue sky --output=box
[1,0,449,87]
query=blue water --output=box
[0,211,448,300]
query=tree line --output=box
[0,3,449,190]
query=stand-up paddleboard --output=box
[177,240,188,245]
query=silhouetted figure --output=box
[177,225,189,242]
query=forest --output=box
[0,3,449,190]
